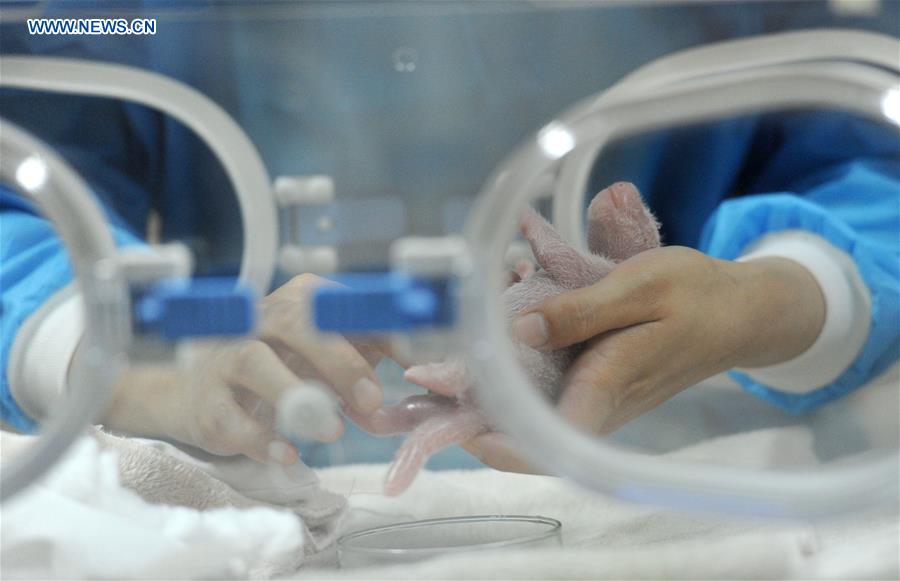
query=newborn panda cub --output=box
[344,182,661,495]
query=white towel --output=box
[0,429,348,579]
[99,432,348,570]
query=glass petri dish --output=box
[337,515,562,568]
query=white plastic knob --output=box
[278,244,338,274]
[391,236,470,278]
[274,175,335,206]
[116,243,193,285]
[277,383,341,442]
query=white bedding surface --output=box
[298,427,899,580]
[3,368,897,579]
[2,427,897,580]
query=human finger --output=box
[260,277,384,412]
[557,324,665,434]
[194,391,297,465]
[225,342,346,443]
[281,332,383,414]
[351,337,412,369]
[461,432,542,474]
[511,267,663,351]
[227,341,306,408]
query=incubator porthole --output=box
[92,258,119,281]
[462,28,900,520]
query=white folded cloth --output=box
[0,429,347,579]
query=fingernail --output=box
[269,440,299,465]
[512,312,548,349]
[351,377,382,412]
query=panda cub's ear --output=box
[519,207,613,289]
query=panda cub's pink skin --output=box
[343,182,661,495]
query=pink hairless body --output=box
[344,182,662,495]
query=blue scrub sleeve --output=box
[699,160,900,414]
[0,188,142,432]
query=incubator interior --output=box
[1,1,898,577]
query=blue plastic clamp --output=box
[313,273,455,333]
[134,278,257,341]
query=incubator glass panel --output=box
[1,0,897,544]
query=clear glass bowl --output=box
[337,515,562,568]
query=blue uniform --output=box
[2,2,898,432]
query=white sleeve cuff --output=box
[736,230,871,394]
[8,285,85,420]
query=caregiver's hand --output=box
[98,274,389,464]
[463,246,825,473]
